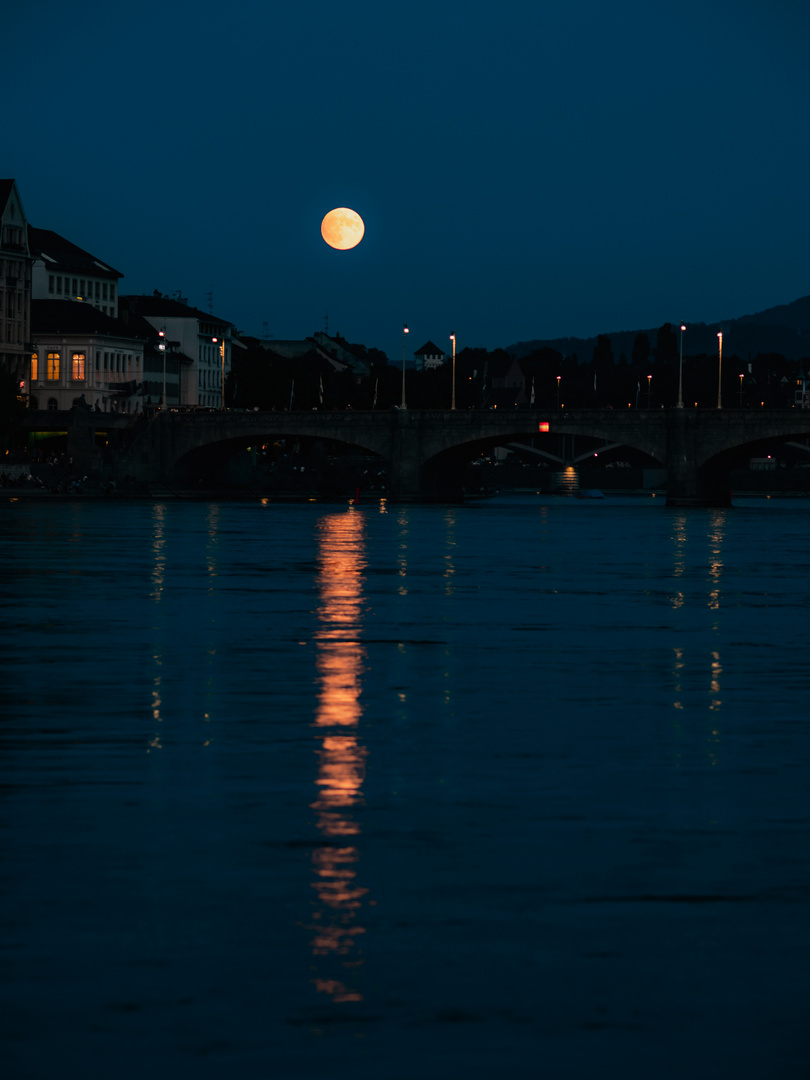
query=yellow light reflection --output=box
[397,507,409,595]
[309,510,370,1003]
[710,649,723,713]
[707,510,726,612]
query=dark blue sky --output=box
[6,0,809,360]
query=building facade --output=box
[119,295,232,409]
[0,179,33,388]
[30,300,148,413]
[414,340,445,371]
[29,228,122,318]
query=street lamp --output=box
[212,335,226,410]
[717,331,723,409]
[739,372,744,407]
[159,329,166,408]
[401,324,409,409]
[676,323,686,408]
[647,373,652,408]
[450,332,456,410]
[556,375,561,409]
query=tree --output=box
[631,333,650,367]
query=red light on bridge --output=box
[538,421,550,433]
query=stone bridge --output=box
[13,406,810,506]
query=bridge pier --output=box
[387,411,465,501]
[666,409,732,507]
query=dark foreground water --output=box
[1,492,809,1079]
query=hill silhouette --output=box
[507,295,810,362]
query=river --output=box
[1,492,809,1079]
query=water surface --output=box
[1,493,809,1078]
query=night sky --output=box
[6,0,809,360]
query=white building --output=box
[29,228,122,318]
[414,340,446,371]
[119,295,232,409]
[30,299,148,413]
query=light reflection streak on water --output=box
[309,509,369,1004]
[443,508,456,596]
[203,505,220,730]
[707,509,727,613]
[149,505,167,747]
[397,507,409,596]
[670,513,688,610]
[206,504,220,585]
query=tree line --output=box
[227,325,807,412]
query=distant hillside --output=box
[507,294,810,362]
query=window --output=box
[72,353,86,380]
[72,278,78,295]
[46,352,61,380]
[56,276,62,293]
[31,352,38,381]
[102,282,108,300]
[80,279,85,295]
[47,398,58,411]
[109,283,116,300]
[95,282,100,298]
[48,275,54,294]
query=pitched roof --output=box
[119,294,233,328]
[0,179,15,215]
[414,340,445,356]
[31,299,146,340]
[28,227,122,278]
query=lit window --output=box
[31,352,39,380]
[72,353,86,380]
[47,352,61,380]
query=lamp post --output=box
[450,332,456,410]
[401,324,409,409]
[717,332,723,409]
[676,323,685,408]
[212,336,226,410]
[647,373,652,408]
[159,329,166,408]
[556,375,561,409]
[739,372,744,407]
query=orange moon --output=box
[321,207,365,250]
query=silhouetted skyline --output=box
[6,0,809,362]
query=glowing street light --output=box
[647,373,652,408]
[717,331,723,409]
[739,372,744,407]
[450,332,456,410]
[556,375,561,409]
[401,324,409,409]
[676,323,686,408]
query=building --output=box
[29,227,122,317]
[30,300,149,413]
[119,294,233,409]
[0,179,33,388]
[414,340,445,371]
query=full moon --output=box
[321,207,365,250]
